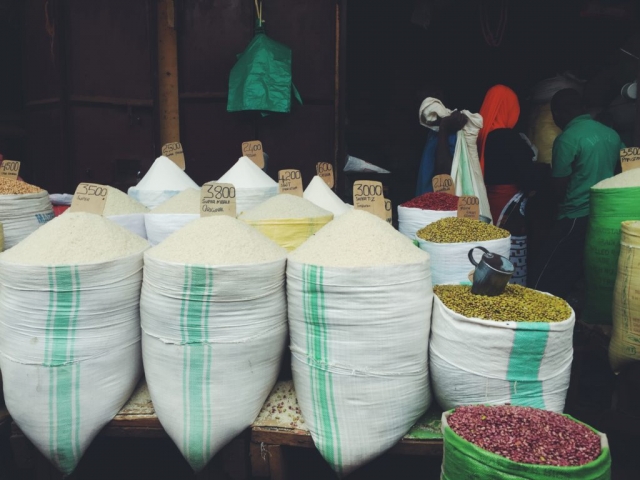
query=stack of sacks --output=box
[0,212,148,474]
[303,176,352,217]
[128,156,199,209]
[584,169,640,324]
[141,216,287,471]
[287,210,432,475]
[218,156,278,214]
[145,188,200,246]
[102,186,149,238]
[0,177,54,249]
[239,194,333,251]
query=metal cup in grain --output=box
[468,246,514,296]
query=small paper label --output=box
[432,174,455,195]
[353,180,385,219]
[0,160,20,179]
[242,140,265,169]
[278,169,303,196]
[316,162,335,188]
[200,182,237,217]
[384,198,393,224]
[69,183,108,215]
[457,195,480,220]
[162,142,186,170]
[620,147,640,172]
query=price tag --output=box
[69,183,109,215]
[620,147,640,172]
[432,174,455,195]
[242,140,265,169]
[0,160,21,179]
[457,195,480,220]
[278,169,303,196]
[384,198,393,225]
[316,162,335,188]
[162,142,186,170]
[353,180,385,219]
[200,182,237,217]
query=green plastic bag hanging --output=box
[227,4,302,115]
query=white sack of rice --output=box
[287,210,432,475]
[141,216,287,470]
[98,186,149,238]
[0,212,148,474]
[239,194,333,251]
[218,156,278,214]
[144,188,200,246]
[128,156,199,209]
[303,176,352,217]
[593,169,640,189]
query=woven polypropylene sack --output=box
[416,236,510,285]
[128,189,182,210]
[287,259,432,476]
[0,252,146,474]
[441,410,611,479]
[144,214,199,246]
[242,215,333,251]
[0,191,54,249]
[397,205,456,240]
[430,296,574,413]
[610,221,640,372]
[107,214,147,239]
[234,186,279,215]
[141,255,287,471]
[584,186,640,325]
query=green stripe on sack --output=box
[303,265,342,474]
[181,266,214,470]
[44,266,82,473]
[506,323,551,409]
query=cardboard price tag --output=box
[70,183,109,215]
[353,180,385,219]
[621,147,640,172]
[316,162,335,188]
[457,195,480,220]
[432,174,455,195]
[384,198,393,225]
[242,140,265,169]
[200,182,237,217]
[0,160,20,179]
[162,142,186,170]
[278,169,303,196]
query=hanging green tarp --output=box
[227,24,302,115]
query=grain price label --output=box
[457,195,480,220]
[353,180,385,219]
[200,182,236,217]
[278,169,303,196]
[432,174,455,195]
[620,147,640,172]
[69,183,108,215]
[384,198,393,225]
[0,160,20,179]
[242,140,265,169]
[162,142,186,170]
[316,162,335,188]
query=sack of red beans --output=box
[397,192,458,239]
[441,405,611,479]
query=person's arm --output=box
[434,111,467,175]
[550,136,574,206]
[552,176,570,205]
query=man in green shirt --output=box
[528,88,624,300]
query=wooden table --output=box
[249,381,443,480]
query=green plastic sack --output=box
[227,25,302,114]
[584,185,640,324]
[441,410,611,480]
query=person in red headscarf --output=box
[478,85,535,285]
